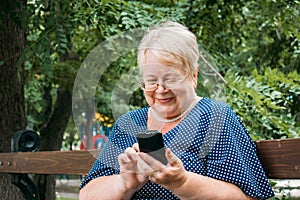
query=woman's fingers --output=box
[136,148,187,189]
[125,147,139,160]
[137,156,153,176]
[118,153,130,164]
[139,152,166,170]
[118,147,140,174]
[132,143,139,152]
[138,148,182,172]
[165,148,182,167]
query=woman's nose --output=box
[155,84,168,93]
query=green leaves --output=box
[225,68,300,140]
[185,0,300,75]
[22,0,299,142]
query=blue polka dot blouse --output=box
[80,98,274,199]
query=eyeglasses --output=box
[140,75,188,92]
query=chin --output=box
[154,104,180,118]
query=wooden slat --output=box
[0,150,100,175]
[255,138,300,179]
[0,138,300,179]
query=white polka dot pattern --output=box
[80,98,274,199]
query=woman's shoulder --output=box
[200,97,228,107]
[116,106,148,126]
[195,97,231,114]
[120,106,148,118]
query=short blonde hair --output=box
[137,21,199,76]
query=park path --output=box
[56,179,80,199]
[273,180,300,198]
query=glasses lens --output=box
[140,76,187,91]
[141,82,156,91]
[164,78,181,89]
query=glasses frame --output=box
[140,75,188,92]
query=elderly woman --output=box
[79,21,274,200]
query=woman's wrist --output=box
[170,171,201,199]
[115,175,137,199]
[164,170,190,192]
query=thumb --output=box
[165,148,181,167]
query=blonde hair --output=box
[137,21,199,76]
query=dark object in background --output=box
[11,130,40,200]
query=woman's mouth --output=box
[156,97,173,104]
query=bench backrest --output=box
[0,138,300,179]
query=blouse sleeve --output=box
[205,105,274,199]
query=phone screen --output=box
[136,130,168,165]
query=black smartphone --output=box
[136,130,168,165]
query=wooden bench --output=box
[0,138,300,179]
[0,138,299,199]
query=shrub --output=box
[225,68,300,140]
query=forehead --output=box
[141,49,181,66]
[141,64,182,77]
[140,51,184,75]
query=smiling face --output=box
[141,51,198,119]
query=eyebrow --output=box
[143,72,181,78]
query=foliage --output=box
[183,0,300,140]
[225,68,300,140]
[23,0,188,146]
[24,0,82,130]
[71,0,186,121]
[182,0,300,75]
[24,72,50,128]
[22,0,300,145]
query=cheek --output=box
[144,93,154,106]
[175,85,196,104]
[176,85,194,96]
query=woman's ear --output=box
[192,66,199,89]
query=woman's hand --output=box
[118,146,148,192]
[138,148,188,191]
[80,145,148,200]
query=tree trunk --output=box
[0,0,27,199]
[35,86,72,200]
[39,87,72,151]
